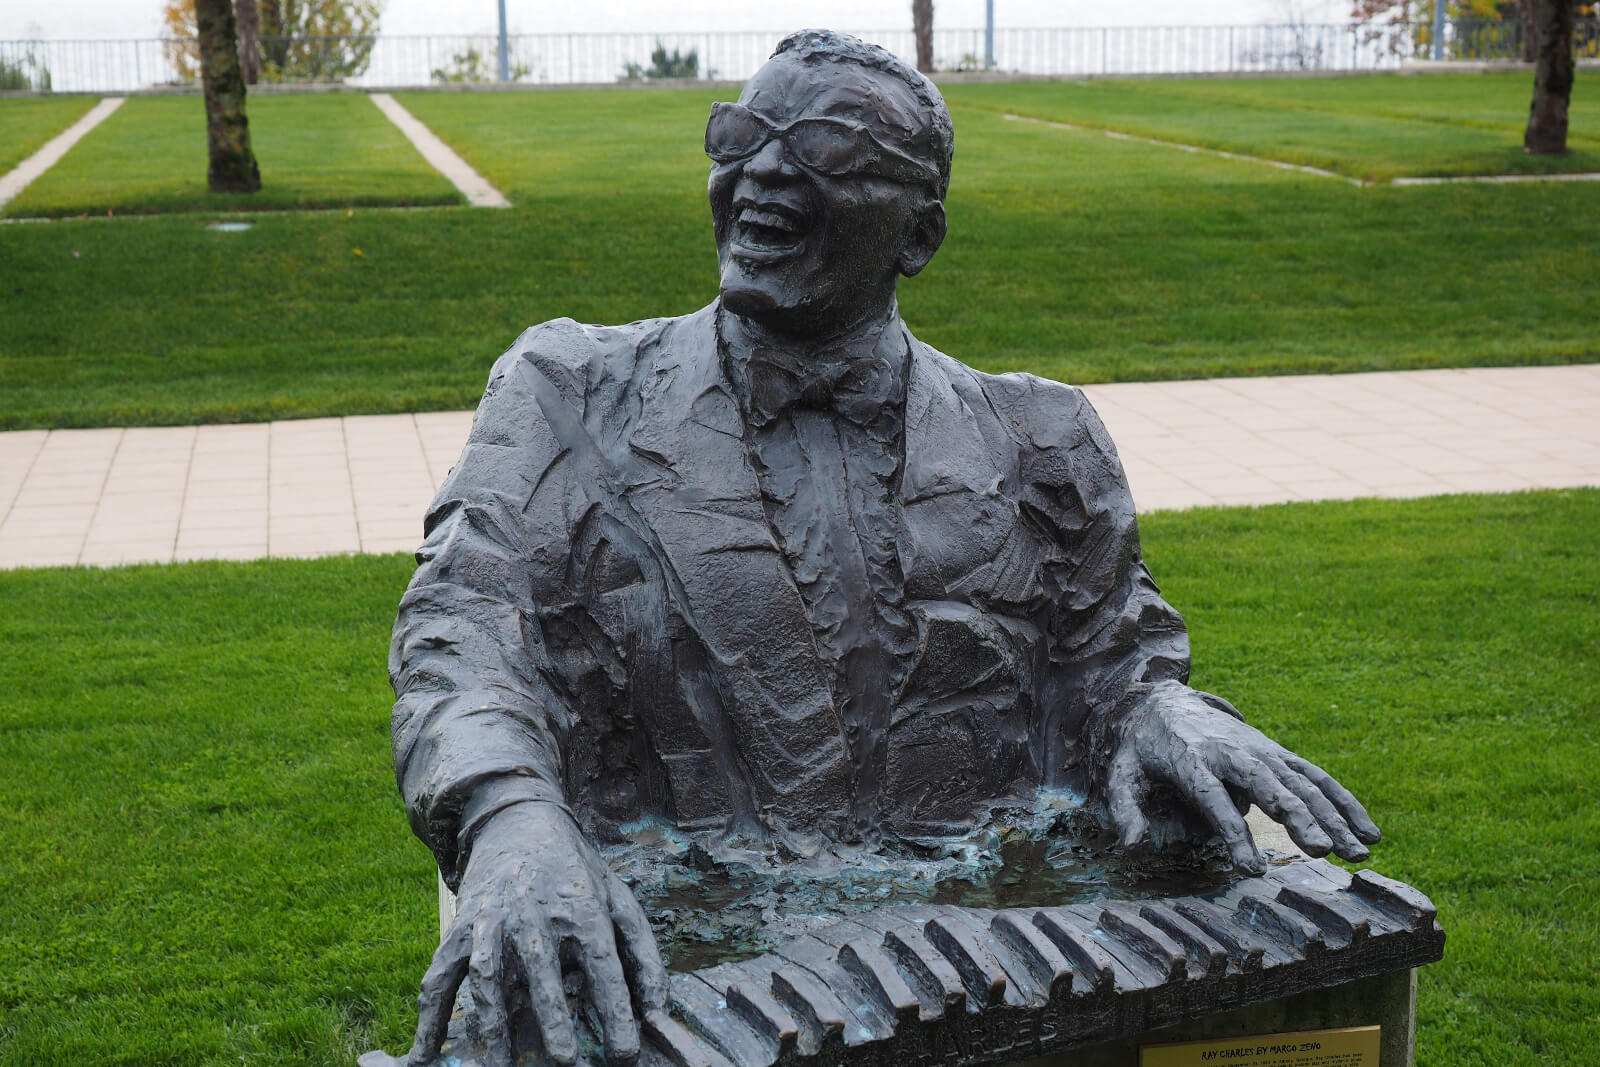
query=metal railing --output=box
[1,22,1596,95]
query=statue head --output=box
[707,30,953,339]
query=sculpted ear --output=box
[898,198,946,278]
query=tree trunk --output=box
[235,0,262,83]
[195,0,262,192]
[260,0,289,72]
[1519,0,1540,63]
[1524,0,1575,153]
[913,0,934,74]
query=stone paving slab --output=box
[0,364,1596,569]
[1085,364,1600,512]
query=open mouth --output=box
[731,202,809,260]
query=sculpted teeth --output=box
[735,205,807,254]
[740,207,801,234]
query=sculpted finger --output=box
[406,920,471,1066]
[577,916,641,1064]
[1221,757,1333,858]
[514,923,579,1066]
[1284,754,1382,848]
[1106,749,1150,849]
[609,872,669,1012]
[1264,754,1367,860]
[1227,782,1252,817]
[1176,756,1264,875]
[469,917,512,1067]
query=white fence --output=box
[1,22,1593,95]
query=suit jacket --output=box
[390,302,1193,889]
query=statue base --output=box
[1014,967,1415,1066]
[361,852,1442,1067]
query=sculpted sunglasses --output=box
[705,101,939,188]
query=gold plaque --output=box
[1140,1025,1381,1067]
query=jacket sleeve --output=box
[388,325,593,891]
[979,371,1200,795]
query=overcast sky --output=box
[3,0,1351,43]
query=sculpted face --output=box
[707,53,946,338]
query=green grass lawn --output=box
[0,489,1594,1065]
[944,73,1600,181]
[1149,491,1600,1064]
[394,87,726,205]
[1,79,1597,429]
[2,94,461,218]
[0,95,97,175]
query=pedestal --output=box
[379,848,1442,1067]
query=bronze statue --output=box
[381,30,1380,1067]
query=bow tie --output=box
[745,346,906,432]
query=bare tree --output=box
[258,0,383,81]
[195,0,261,192]
[163,0,381,83]
[1519,0,1541,62]
[913,0,934,74]
[1524,0,1576,153]
[235,0,262,83]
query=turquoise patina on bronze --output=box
[362,30,1415,1067]
[364,855,1442,1067]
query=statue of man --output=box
[386,29,1380,1067]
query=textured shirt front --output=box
[720,308,921,838]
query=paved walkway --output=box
[1,364,1596,569]
[0,97,125,211]
[1003,112,1600,187]
[369,93,511,208]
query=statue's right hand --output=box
[404,801,668,1067]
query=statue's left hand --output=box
[1105,688,1381,874]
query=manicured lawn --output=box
[394,87,727,204]
[0,489,1594,1064]
[0,553,424,1066]
[944,73,1600,181]
[1087,70,1600,132]
[1145,490,1600,1065]
[0,95,97,175]
[1,80,1597,430]
[2,93,461,217]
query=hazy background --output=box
[2,0,1352,43]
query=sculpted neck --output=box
[717,299,901,368]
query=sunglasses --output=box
[705,101,939,188]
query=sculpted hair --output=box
[771,28,955,200]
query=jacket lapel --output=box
[899,335,1031,602]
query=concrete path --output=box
[1003,113,1362,186]
[1082,364,1599,511]
[0,97,125,212]
[1,364,1596,569]
[1391,171,1600,186]
[1002,111,1600,187]
[369,92,511,208]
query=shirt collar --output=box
[717,301,909,435]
